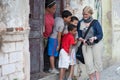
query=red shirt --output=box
[61,33,75,54]
[43,13,54,38]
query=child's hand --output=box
[56,46,60,51]
[74,39,78,44]
[78,37,84,42]
[78,38,87,45]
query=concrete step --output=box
[38,74,59,80]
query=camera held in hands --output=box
[85,39,94,45]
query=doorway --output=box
[29,0,64,79]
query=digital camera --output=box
[85,39,93,45]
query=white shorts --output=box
[70,48,76,65]
[58,49,70,69]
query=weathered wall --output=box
[0,0,30,80]
[112,0,120,64]
[64,0,101,20]
[101,0,120,67]
[0,0,29,28]
[101,0,112,68]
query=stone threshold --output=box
[38,74,59,80]
[30,72,59,80]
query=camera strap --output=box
[79,20,95,47]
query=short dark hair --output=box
[71,16,79,22]
[62,10,72,18]
[45,0,56,8]
[68,24,76,31]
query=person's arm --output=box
[89,20,103,43]
[77,21,82,38]
[69,44,72,55]
[69,36,77,55]
[74,39,78,44]
[56,18,64,51]
[94,20,103,41]
[77,20,86,44]
[57,32,62,51]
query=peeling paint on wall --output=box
[64,0,102,21]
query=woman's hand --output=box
[83,39,87,45]
[89,36,97,43]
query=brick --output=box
[0,54,8,65]
[2,63,16,75]
[8,71,24,80]
[15,42,24,51]
[0,76,8,80]
[6,28,14,32]
[9,52,23,63]
[2,34,24,42]
[1,42,16,53]
[15,62,23,72]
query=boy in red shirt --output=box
[59,24,77,80]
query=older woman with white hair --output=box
[77,6,103,80]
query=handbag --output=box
[76,43,84,64]
[76,20,95,64]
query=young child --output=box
[59,24,77,80]
[47,10,72,73]
[70,16,79,27]
[68,16,79,80]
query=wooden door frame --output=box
[60,0,64,15]
[29,0,45,74]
